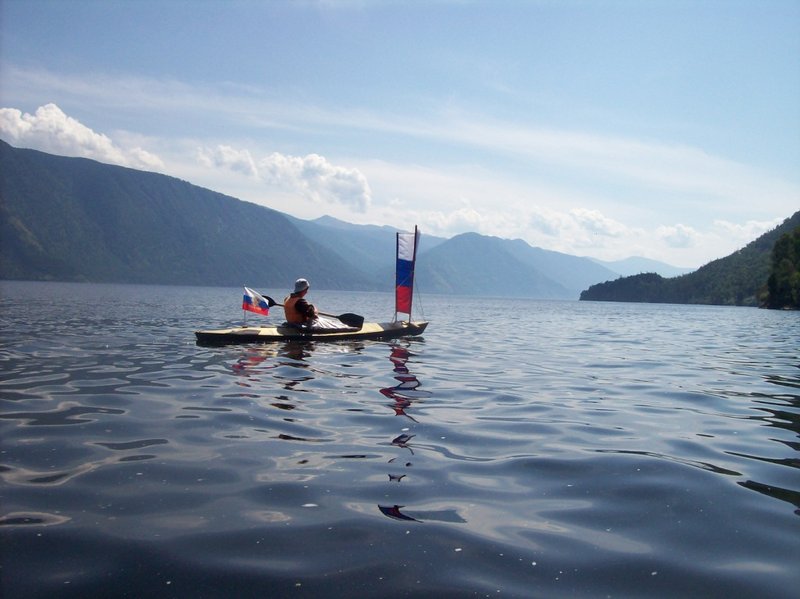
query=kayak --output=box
[195,320,428,345]
[198,226,429,346]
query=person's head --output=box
[293,278,309,295]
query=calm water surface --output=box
[1,281,798,598]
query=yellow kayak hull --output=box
[195,321,428,345]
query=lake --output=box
[1,281,798,598]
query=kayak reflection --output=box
[231,340,370,395]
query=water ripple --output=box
[1,284,798,598]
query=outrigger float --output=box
[195,226,428,345]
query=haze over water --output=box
[1,281,798,598]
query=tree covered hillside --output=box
[0,140,717,299]
[580,211,800,307]
[0,141,374,289]
[764,225,800,309]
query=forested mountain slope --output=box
[0,140,374,289]
[580,211,800,306]
[2,140,724,300]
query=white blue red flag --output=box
[395,227,419,317]
[242,287,270,316]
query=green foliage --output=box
[579,272,669,303]
[580,211,800,307]
[764,226,800,309]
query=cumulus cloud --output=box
[527,209,572,238]
[197,145,258,177]
[194,145,372,212]
[713,218,782,242]
[419,205,487,234]
[0,103,163,169]
[525,207,626,242]
[258,152,371,212]
[569,208,626,237]
[657,224,699,248]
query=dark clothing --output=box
[283,293,316,323]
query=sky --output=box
[1,0,798,268]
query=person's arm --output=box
[295,298,317,320]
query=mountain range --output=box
[2,139,770,301]
[589,256,694,278]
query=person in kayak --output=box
[284,278,318,325]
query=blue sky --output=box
[1,0,798,267]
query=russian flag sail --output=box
[395,226,420,320]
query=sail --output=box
[395,226,419,319]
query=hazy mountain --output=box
[501,239,620,296]
[413,232,608,299]
[590,256,695,278]
[2,140,787,305]
[581,210,800,306]
[0,140,375,290]
[416,233,567,298]
[288,215,446,279]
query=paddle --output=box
[262,295,365,328]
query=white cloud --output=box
[417,205,487,235]
[0,100,372,213]
[197,145,258,177]
[5,67,799,213]
[713,218,782,242]
[1,67,793,269]
[4,67,796,229]
[569,208,626,237]
[528,212,564,238]
[258,152,371,212]
[0,103,163,170]
[656,224,699,248]
[516,206,631,254]
[193,145,374,213]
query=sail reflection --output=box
[379,344,431,421]
[377,342,460,524]
[382,344,422,489]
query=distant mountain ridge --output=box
[288,215,446,279]
[415,232,572,298]
[0,140,373,290]
[1,140,782,303]
[590,256,694,278]
[411,233,619,298]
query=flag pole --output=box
[410,225,419,319]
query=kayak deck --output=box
[195,320,428,345]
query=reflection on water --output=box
[225,339,460,524]
[378,344,466,524]
[0,403,125,426]
[1,282,799,599]
[381,345,430,421]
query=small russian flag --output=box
[242,287,270,316]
